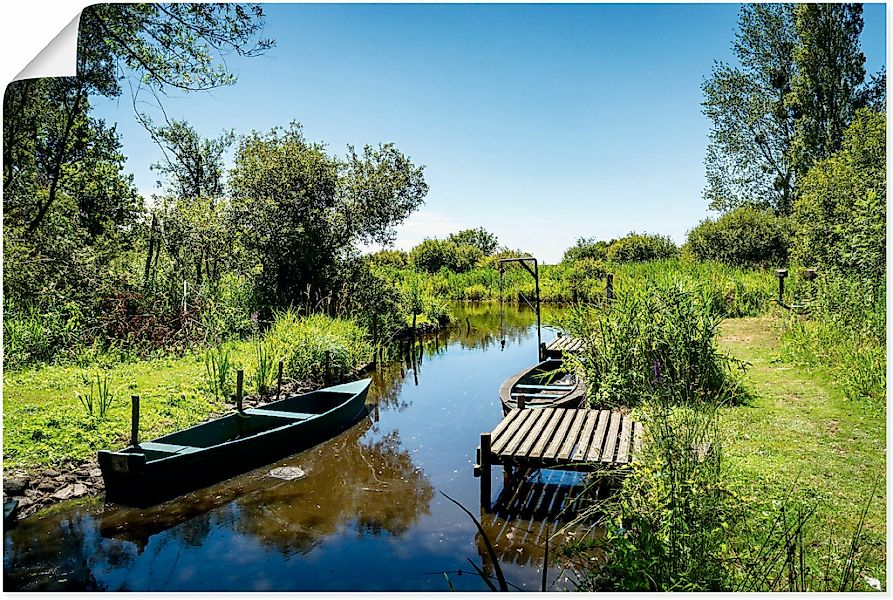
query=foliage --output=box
[685,206,791,267]
[76,372,117,419]
[562,237,612,263]
[560,279,744,409]
[229,122,427,308]
[446,227,499,256]
[792,109,885,281]
[702,4,798,214]
[788,4,867,176]
[204,346,234,403]
[367,248,409,269]
[409,238,483,273]
[262,311,372,383]
[605,232,678,263]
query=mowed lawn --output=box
[718,316,886,585]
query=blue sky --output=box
[92,3,887,264]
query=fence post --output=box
[130,395,140,447]
[775,269,788,304]
[518,394,527,410]
[276,360,283,399]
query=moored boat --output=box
[498,358,586,413]
[99,379,371,505]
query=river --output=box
[4,303,593,592]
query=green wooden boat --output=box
[99,379,371,505]
[499,358,585,414]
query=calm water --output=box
[3,303,589,592]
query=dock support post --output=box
[236,369,244,412]
[130,395,140,447]
[538,342,546,361]
[276,360,283,399]
[480,432,492,510]
[606,273,614,302]
[518,394,526,410]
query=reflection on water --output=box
[4,303,589,591]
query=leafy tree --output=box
[562,237,613,263]
[702,4,798,215]
[447,227,499,256]
[792,109,885,281]
[228,123,427,308]
[409,238,482,273]
[685,206,791,267]
[148,119,235,199]
[606,233,679,263]
[788,4,868,176]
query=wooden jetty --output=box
[474,407,643,508]
[542,335,585,359]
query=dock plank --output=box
[503,408,548,456]
[512,408,556,458]
[572,411,600,462]
[600,412,622,463]
[527,409,566,458]
[586,410,611,461]
[616,414,632,464]
[557,409,589,461]
[491,409,536,454]
[543,409,576,459]
[491,409,522,445]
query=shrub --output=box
[562,237,612,263]
[409,238,483,273]
[367,249,409,269]
[685,206,791,267]
[463,284,489,301]
[792,109,886,282]
[606,232,679,263]
[561,278,744,408]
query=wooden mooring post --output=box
[130,395,140,447]
[276,360,284,398]
[775,269,788,304]
[236,369,244,412]
[480,432,492,510]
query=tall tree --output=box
[447,227,499,256]
[229,123,427,308]
[787,3,867,175]
[702,4,798,215]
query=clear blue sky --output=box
[92,3,887,264]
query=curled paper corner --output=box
[14,13,81,81]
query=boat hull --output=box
[499,359,586,414]
[99,379,371,506]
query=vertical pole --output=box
[236,369,244,412]
[606,273,614,302]
[534,259,541,361]
[775,269,788,305]
[276,360,283,399]
[130,395,140,447]
[499,265,505,348]
[325,350,331,382]
[518,394,526,410]
[480,432,492,510]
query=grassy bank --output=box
[719,316,885,586]
[3,312,373,473]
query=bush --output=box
[562,237,612,263]
[367,249,409,269]
[606,232,679,263]
[685,206,791,267]
[792,109,886,282]
[561,278,744,408]
[410,238,483,273]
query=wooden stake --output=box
[518,394,527,410]
[480,432,492,510]
[276,360,283,398]
[130,395,140,447]
[606,273,614,301]
[236,369,244,412]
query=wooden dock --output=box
[474,407,643,508]
[543,335,585,359]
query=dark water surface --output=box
[4,303,587,592]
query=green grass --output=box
[3,312,373,474]
[718,315,886,587]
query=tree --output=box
[3,3,271,234]
[228,123,427,308]
[702,4,798,215]
[787,4,867,176]
[447,227,499,256]
[792,109,885,281]
[606,233,678,263]
[562,237,613,263]
[685,206,790,267]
